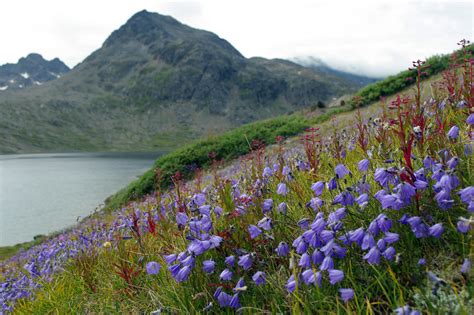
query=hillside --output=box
[0,53,69,91]
[0,10,366,154]
[1,43,472,313]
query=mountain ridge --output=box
[0,10,366,154]
[0,53,70,91]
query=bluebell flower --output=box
[327,177,338,190]
[229,293,240,309]
[467,113,474,125]
[363,247,381,265]
[248,225,262,239]
[311,181,325,196]
[262,199,273,213]
[163,254,177,264]
[263,166,273,178]
[335,164,350,179]
[361,233,375,250]
[328,269,344,284]
[374,168,396,187]
[311,217,327,233]
[418,258,426,266]
[193,193,206,207]
[461,258,471,274]
[376,214,392,232]
[220,268,233,281]
[298,253,311,268]
[447,157,459,169]
[257,217,272,231]
[238,254,253,270]
[146,261,161,275]
[175,265,192,282]
[457,217,471,233]
[202,260,216,274]
[276,242,290,257]
[355,193,369,208]
[414,179,428,190]
[199,205,211,216]
[297,218,311,230]
[278,202,287,214]
[382,247,396,260]
[214,206,223,218]
[383,232,399,244]
[301,269,316,285]
[233,278,246,292]
[423,156,434,169]
[339,288,354,302]
[458,186,474,211]
[358,159,370,172]
[311,249,324,264]
[308,197,324,210]
[447,125,459,139]
[286,275,297,292]
[252,271,266,286]
[320,255,334,270]
[428,223,444,238]
[225,255,235,267]
[347,228,365,245]
[282,165,291,176]
[333,191,355,206]
[176,212,189,226]
[217,291,232,307]
[277,183,288,196]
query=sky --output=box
[0,0,472,77]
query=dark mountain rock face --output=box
[0,10,368,153]
[0,53,69,91]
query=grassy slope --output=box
[104,45,473,213]
[10,59,473,313]
[0,46,462,260]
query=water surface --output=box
[0,152,162,246]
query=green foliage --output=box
[352,44,473,107]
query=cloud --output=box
[0,0,471,77]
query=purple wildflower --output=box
[447,125,459,139]
[277,183,288,196]
[220,268,233,281]
[257,217,272,231]
[176,212,188,226]
[163,254,177,265]
[238,254,253,270]
[175,266,192,282]
[339,288,354,302]
[461,258,471,274]
[457,217,471,233]
[358,159,370,172]
[335,164,350,178]
[225,255,235,267]
[328,269,344,284]
[248,225,262,239]
[286,275,297,293]
[467,113,474,125]
[146,261,161,275]
[262,199,273,213]
[428,223,444,238]
[418,258,426,266]
[229,293,240,309]
[363,247,381,265]
[311,181,325,196]
[327,177,337,190]
[298,253,311,268]
[252,271,266,286]
[278,202,287,214]
[276,242,290,257]
[202,260,216,274]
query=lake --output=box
[0,152,162,246]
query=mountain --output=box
[0,10,368,154]
[293,56,379,86]
[0,53,69,91]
